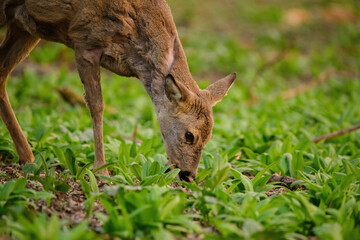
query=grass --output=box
[0,0,360,239]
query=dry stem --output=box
[312,124,360,143]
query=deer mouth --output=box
[165,161,194,182]
[178,171,193,182]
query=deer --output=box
[0,0,236,182]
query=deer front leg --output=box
[0,23,39,164]
[75,49,109,176]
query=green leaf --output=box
[295,139,311,151]
[196,168,212,182]
[137,139,153,156]
[118,141,130,171]
[164,169,181,184]
[86,169,99,193]
[65,148,77,177]
[205,166,230,191]
[129,162,142,180]
[140,174,162,186]
[130,141,137,158]
[203,153,214,169]
[23,163,38,175]
[230,169,253,192]
[80,178,91,199]
[280,153,292,175]
[134,153,147,165]
[14,178,27,190]
[241,147,257,159]
[113,167,134,185]
[53,145,66,166]
[160,195,181,220]
[76,163,92,180]
[142,159,152,179]
[37,151,49,178]
[0,181,15,203]
[281,136,292,154]
[55,182,71,193]
[226,179,242,193]
[313,223,342,240]
[149,161,161,176]
[34,191,56,200]
[252,162,276,187]
[93,162,116,174]
[291,151,304,179]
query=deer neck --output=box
[145,39,200,115]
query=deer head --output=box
[157,72,236,182]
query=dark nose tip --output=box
[179,171,192,182]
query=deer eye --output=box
[185,131,194,143]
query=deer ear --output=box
[206,73,236,106]
[165,74,191,105]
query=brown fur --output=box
[0,0,236,179]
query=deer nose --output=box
[179,171,193,182]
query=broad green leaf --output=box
[240,147,257,160]
[80,178,91,199]
[53,145,66,166]
[164,169,181,184]
[93,162,116,174]
[129,162,142,180]
[0,181,15,203]
[230,168,253,192]
[142,159,152,179]
[130,141,137,158]
[118,141,130,170]
[252,161,276,187]
[295,139,311,151]
[37,151,49,178]
[196,168,212,182]
[86,169,99,193]
[280,153,292,175]
[76,162,92,180]
[140,174,162,186]
[313,223,342,240]
[203,153,214,169]
[65,148,77,177]
[55,182,71,193]
[149,161,161,176]
[205,166,230,191]
[34,191,56,200]
[291,151,304,179]
[14,178,27,190]
[22,163,38,175]
[281,136,292,154]
[160,195,181,220]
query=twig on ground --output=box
[247,39,295,105]
[312,123,360,143]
